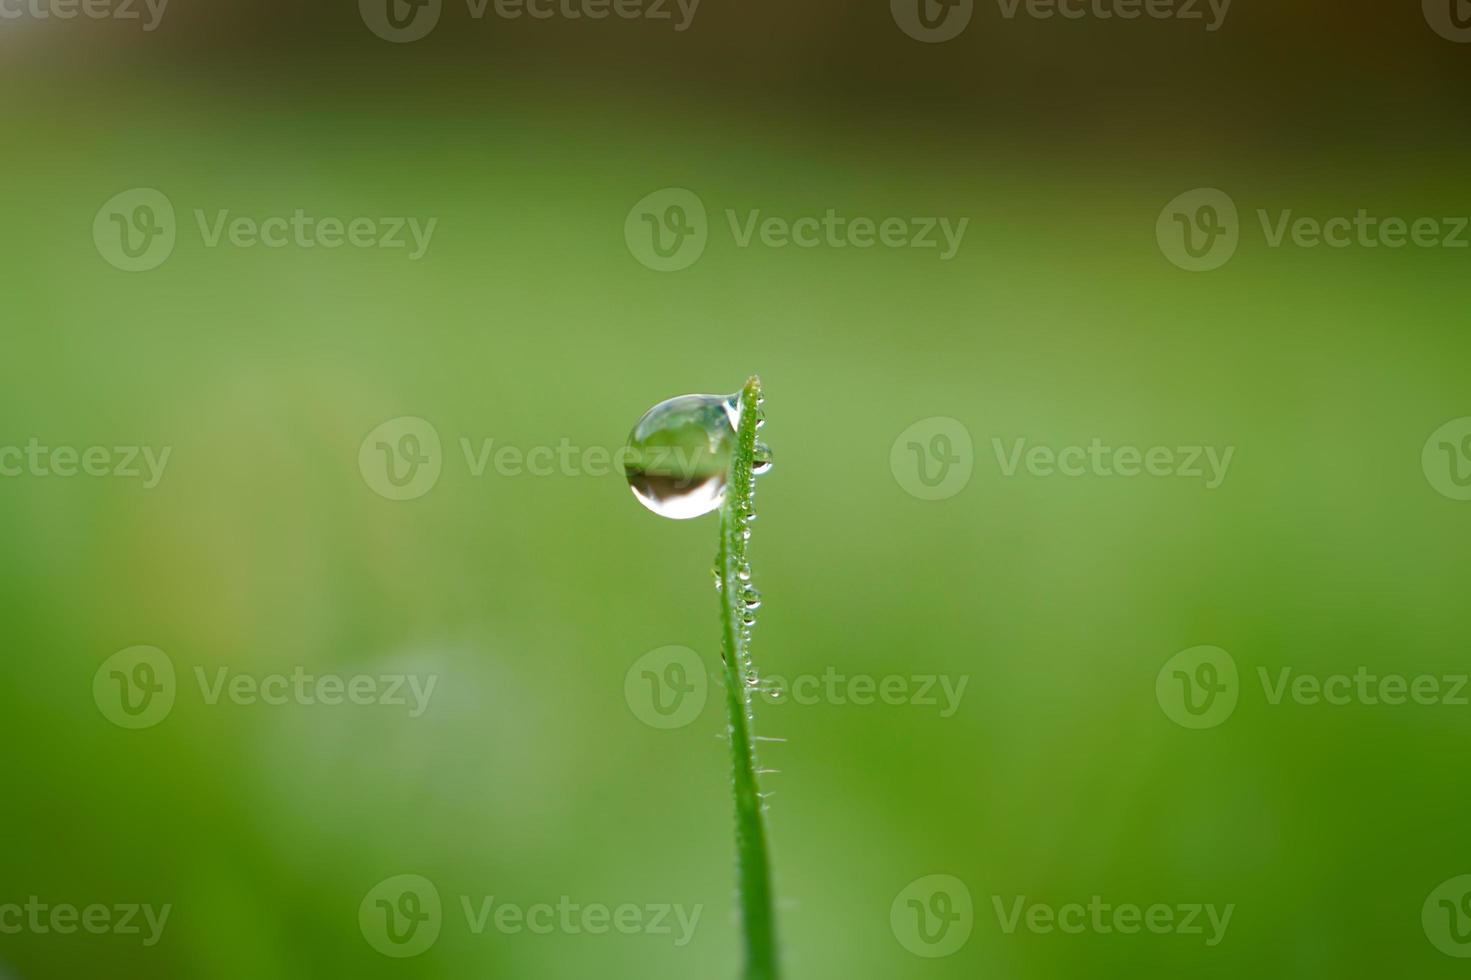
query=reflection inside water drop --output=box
[623,392,740,519]
[752,442,773,476]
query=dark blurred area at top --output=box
[1,0,1466,148]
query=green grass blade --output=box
[716,375,779,980]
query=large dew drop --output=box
[624,392,741,519]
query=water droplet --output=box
[745,670,759,687]
[624,392,740,519]
[737,565,752,583]
[742,589,762,610]
[712,566,723,591]
[741,611,757,628]
[752,442,774,476]
[741,509,757,524]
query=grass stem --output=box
[716,375,778,980]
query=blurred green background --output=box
[2,2,1471,977]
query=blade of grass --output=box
[716,375,779,980]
